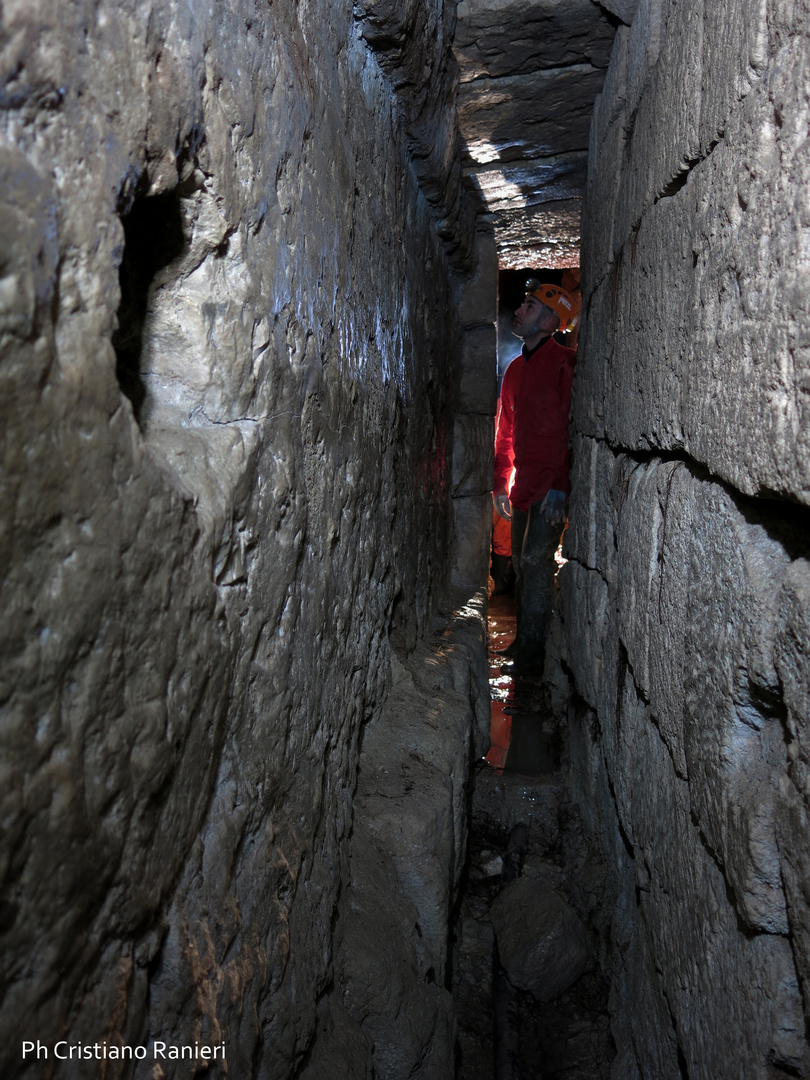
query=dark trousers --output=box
[510,502,564,658]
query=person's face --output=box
[511,293,559,340]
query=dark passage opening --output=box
[112,190,185,424]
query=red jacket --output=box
[493,336,576,512]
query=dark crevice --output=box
[291,979,336,1080]
[607,768,634,860]
[603,443,698,474]
[768,1055,803,1078]
[688,809,765,940]
[656,155,701,201]
[615,640,627,741]
[635,856,652,909]
[653,139,720,207]
[460,60,601,86]
[625,645,685,780]
[645,706,687,780]
[736,492,810,562]
[112,188,186,426]
[594,4,623,30]
[602,698,635,864]
[568,691,600,744]
[563,552,609,585]
[595,439,810,560]
[597,588,685,782]
[0,900,19,936]
[747,676,788,726]
[660,987,691,1080]
[676,1040,691,1080]
[615,637,648,708]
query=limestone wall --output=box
[565,0,810,1074]
[0,1,483,1076]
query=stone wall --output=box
[564,0,810,1075]
[0,1,485,1077]
[453,219,498,595]
[454,0,616,269]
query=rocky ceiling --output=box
[454,0,630,269]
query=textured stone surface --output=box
[355,0,476,268]
[775,558,810,1020]
[491,877,591,1001]
[595,0,639,24]
[465,155,588,213]
[458,220,498,328]
[456,756,612,1080]
[452,494,493,595]
[458,324,498,415]
[495,198,582,270]
[565,442,800,930]
[454,222,497,593]
[0,0,488,1076]
[458,67,606,165]
[453,414,494,497]
[564,0,810,1072]
[579,93,810,501]
[563,443,810,1072]
[454,0,616,267]
[455,0,614,81]
[567,686,808,1078]
[327,625,485,1079]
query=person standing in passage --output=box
[493,280,578,672]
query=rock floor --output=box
[453,594,614,1079]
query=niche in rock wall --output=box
[110,167,266,532]
[112,189,186,425]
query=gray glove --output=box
[493,493,511,521]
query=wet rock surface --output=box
[302,598,489,1080]
[565,0,810,1074]
[454,602,613,1080]
[456,766,613,1080]
[0,1,483,1076]
[454,0,617,267]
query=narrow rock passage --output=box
[486,595,561,775]
[4,0,810,1074]
[485,596,519,771]
[453,593,613,1079]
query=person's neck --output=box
[522,332,551,356]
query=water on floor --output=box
[485,594,561,775]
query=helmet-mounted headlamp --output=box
[525,279,579,333]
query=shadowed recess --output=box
[112,189,186,424]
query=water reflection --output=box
[486,595,560,775]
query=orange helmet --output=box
[525,279,579,333]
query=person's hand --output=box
[493,493,511,521]
[539,488,568,526]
